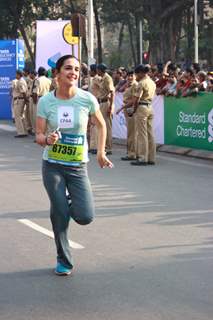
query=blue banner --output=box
[0,40,25,119]
[16,39,25,70]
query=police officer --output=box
[117,70,138,160]
[23,68,33,135]
[28,70,38,134]
[88,64,101,154]
[10,78,18,122]
[97,63,115,155]
[131,64,156,166]
[13,70,28,138]
[32,67,51,105]
[32,67,51,129]
[50,68,58,91]
[81,63,89,91]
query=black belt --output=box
[14,97,25,100]
[98,98,108,103]
[139,102,151,106]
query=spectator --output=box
[161,74,177,96]
[207,72,213,92]
[197,71,208,92]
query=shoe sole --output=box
[121,158,136,161]
[54,269,73,276]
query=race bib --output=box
[48,134,84,165]
[58,106,74,128]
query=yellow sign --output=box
[62,23,78,45]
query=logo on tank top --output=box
[58,106,74,128]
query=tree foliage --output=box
[0,0,212,67]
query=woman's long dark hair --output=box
[56,55,80,72]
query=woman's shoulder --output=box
[39,91,55,102]
[77,88,97,102]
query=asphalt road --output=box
[0,123,213,320]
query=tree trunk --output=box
[159,22,165,62]
[207,23,213,68]
[82,37,88,62]
[168,18,176,61]
[175,15,183,60]
[93,0,102,63]
[135,15,140,64]
[18,23,35,65]
[186,7,193,62]
[127,18,136,65]
[8,5,35,65]
[118,22,125,51]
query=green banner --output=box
[164,93,213,151]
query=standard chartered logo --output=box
[208,108,213,143]
[176,111,206,139]
[176,110,213,144]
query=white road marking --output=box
[158,155,213,169]
[0,124,16,132]
[145,208,213,215]
[18,219,84,249]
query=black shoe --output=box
[147,161,155,165]
[106,151,112,155]
[121,156,136,161]
[28,129,34,136]
[14,134,28,138]
[90,149,97,155]
[131,160,147,166]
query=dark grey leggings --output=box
[42,160,95,269]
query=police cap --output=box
[90,64,97,72]
[16,70,23,76]
[127,70,134,76]
[38,66,47,76]
[134,64,150,74]
[97,63,107,72]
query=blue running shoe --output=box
[55,263,73,276]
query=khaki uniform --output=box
[28,78,37,133]
[14,77,28,135]
[24,76,33,132]
[123,81,138,158]
[135,75,156,162]
[11,79,18,119]
[32,75,51,131]
[81,75,89,91]
[89,75,101,150]
[98,73,115,152]
[50,77,58,91]
[33,75,51,97]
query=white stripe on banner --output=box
[112,93,165,144]
[112,92,127,139]
[0,124,16,132]
[18,219,84,249]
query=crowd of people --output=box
[112,61,213,97]
[11,67,52,137]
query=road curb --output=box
[113,138,213,162]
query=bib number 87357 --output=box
[52,144,77,156]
